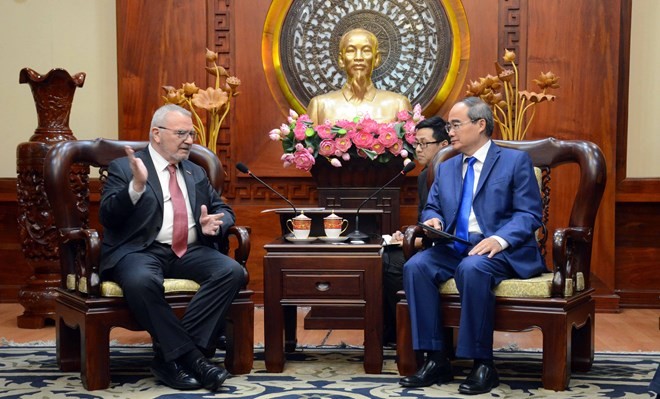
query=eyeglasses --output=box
[445,119,479,133]
[158,126,197,140]
[413,140,442,150]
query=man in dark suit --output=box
[382,116,449,346]
[99,104,245,392]
[399,97,546,394]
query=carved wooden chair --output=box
[43,139,254,390]
[396,138,606,391]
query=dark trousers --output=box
[111,242,245,362]
[382,247,405,343]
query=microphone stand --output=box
[347,162,416,241]
[235,163,298,215]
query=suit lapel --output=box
[451,155,463,206]
[138,149,164,212]
[180,161,197,219]
[475,143,500,198]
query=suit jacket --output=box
[421,142,545,278]
[99,147,235,274]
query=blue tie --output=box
[454,157,476,254]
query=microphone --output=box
[347,161,416,241]
[235,162,298,215]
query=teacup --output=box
[286,212,312,239]
[323,211,348,238]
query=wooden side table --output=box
[263,237,383,373]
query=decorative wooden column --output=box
[16,68,86,328]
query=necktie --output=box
[167,164,188,257]
[454,157,476,254]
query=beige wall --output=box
[627,0,660,178]
[0,1,656,178]
[0,0,117,178]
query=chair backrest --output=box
[43,138,226,288]
[426,138,607,288]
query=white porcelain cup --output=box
[287,215,311,239]
[323,214,348,238]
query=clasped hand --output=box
[421,217,503,258]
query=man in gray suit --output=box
[100,104,244,392]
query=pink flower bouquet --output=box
[269,104,424,171]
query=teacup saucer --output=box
[318,236,349,243]
[285,236,317,243]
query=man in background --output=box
[382,116,449,346]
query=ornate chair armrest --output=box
[402,225,427,260]
[551,226,593,296]
[59,227,102,297]
[222,225,251,287]
[226,225,251,266]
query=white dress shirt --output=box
[128,145,197,245]
[458,140,509,250]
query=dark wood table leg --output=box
[264,257,285,372]
[363,255,383,373]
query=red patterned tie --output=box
[167,164,188,257]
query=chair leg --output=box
[396,300,420,376]
[56,315,81,372]
[225,300,254,374]
[572,300,595,372]
[541,318,571,391]
[80,322,111,391]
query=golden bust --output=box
[306,28,412,125]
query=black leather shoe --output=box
[399,359,453,388]
[190,357,230,391]
[458,363,499,395]
[150,357,201,390]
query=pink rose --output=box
[388,140,404,156]
[298,114,312,124]
[371,141,386,155]
[377,124,399,147]
[318,139,336,157]
[316,123,335,139]
[404,131,416,145]
[360,117,380,134]
[330,158,342,167]
[403,120,416,135]
[335,136,352,152]
[294,120,307,140]
[352,130,376,149]
[397,109,411,121]
[292,144,315,171]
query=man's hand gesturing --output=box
[125,145,148,192]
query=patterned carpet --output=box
[0,345,657,398]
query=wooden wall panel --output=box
[525,0,621,308]
[116,0,208,141]
[615,202,660,307]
